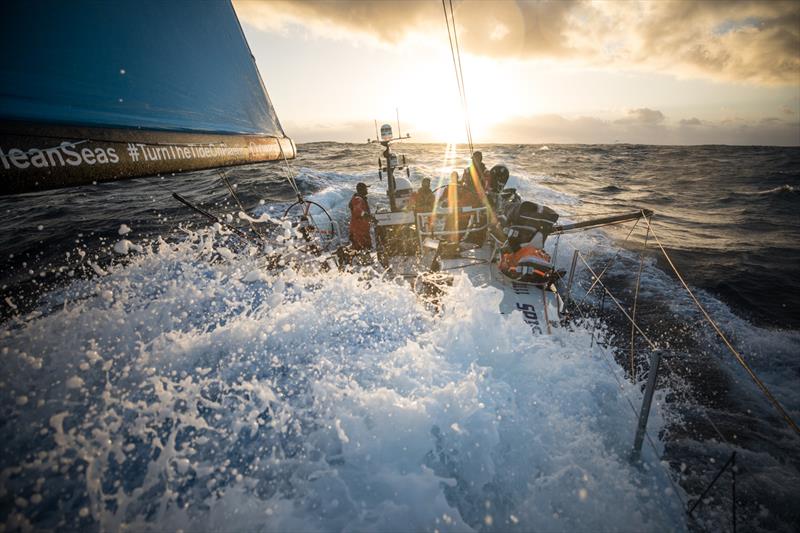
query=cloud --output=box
[615,108,666,125]
[284,111,799,146]
[680,118,703,127]
[487,113,799,146]
[233,0,800,85]
[594,1,800,84]
[233,1,441,45]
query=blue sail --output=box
[0,0,294,195]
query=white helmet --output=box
[393,176,413,209]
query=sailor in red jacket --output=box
[349,182,373,250]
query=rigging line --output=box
[575,217,641,309]
[217,170,266,242]
[571,234,780,485]
[577,252,659,351]
[442,0,466,143]
[559,211,644,219]
[442,1,464,131]
[571,247,737,450]
[553,218,650,235]
[554,282,689,511]
[630,220,650,381]
[276,137,303,202]
[645,218,800,437]
[687,451,737,517]
[574,299,771,523]
[442,0,474,153]
[449,0,474,152]
[568,252,771,507]
[162,187,253,243]
[567,310,697,518]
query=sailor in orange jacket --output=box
[349,182,373,250]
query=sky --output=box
[233,0,800,146]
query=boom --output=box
[551,209,653,235]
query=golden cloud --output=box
[233,0,800,85]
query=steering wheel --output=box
[282,199,340,251]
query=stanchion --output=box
[631,349,662,461]
[565,249,579,308]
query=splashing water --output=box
[1,224,687,531]
[2,142,798,530]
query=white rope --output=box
[645,218,800,436]
[554,280,689,511]
[575,216,641,308]
[563,223,790,519]
[577,253,659,350]
[276,137,303,201]
[562,235,734,448]
[217,169,268,241]
[275,138,330,239]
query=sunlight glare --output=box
[395,51,538,143]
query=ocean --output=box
[1,143,798,531]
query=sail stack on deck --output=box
[0,0,294,196]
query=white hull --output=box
[387,241,563,335]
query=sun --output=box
[389,50,524,144]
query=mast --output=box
[382,125,398,212]
[372,123,409,213]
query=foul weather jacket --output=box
[348,193,372,250]
[412,188,435,213]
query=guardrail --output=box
[414,205,489,249]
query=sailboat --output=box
[2,2,796,531]
[367,124,651,336]
[0,0,294,196]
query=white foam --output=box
[0,228,685,531]
[112,239,143,255]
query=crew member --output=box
[348,182,373,250]
[412,177,435,213]
[486,164,510,210]
[461,151,488,194]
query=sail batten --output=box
[0,0,293,195]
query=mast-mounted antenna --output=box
[396,108,402,139]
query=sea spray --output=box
[1,228,684,531]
